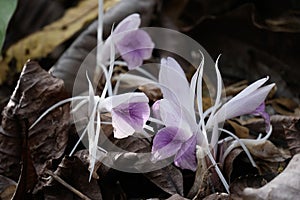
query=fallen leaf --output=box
[0,60,70,183]
[245,140,290,163]
[144,165,184,196]
[242,153,300,200]
[271,98,299,116]
[284,119,300,156]
[12,120,37,199]
[227,120,249,138]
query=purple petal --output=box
[174,134,197,171]
[152,100,161,120]
[152,127,188,161]
[112,102,150,136]
[115,29,154,70]
[101,93,150,139]
[114,13,140,34]
[252,103,271,132]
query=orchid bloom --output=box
[99,13,154,70]
[151,56,274,190]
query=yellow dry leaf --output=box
[0,0,120,84]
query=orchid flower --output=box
[150,56,275,192]
[99,13,154,70]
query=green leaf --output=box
[0,0,18,53]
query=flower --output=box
[100,93,150,139]
[151,57,199,171]
[100,13,154,70]
[151,56,275,172]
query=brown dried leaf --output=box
[271,98,299,116]
[284,119,300,156]
[144,165,184,196]
[246,140,290,163]
[227,120,249,138]
[242,154,300,200]
[0,60,70,182]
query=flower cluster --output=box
[31,13,275,191]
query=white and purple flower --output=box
[100,13,154,70]
[150,56,275,178]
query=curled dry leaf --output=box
[242,154,300,200]
[0,60,70,182]
[43,156,102,200]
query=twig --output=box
[45,170,91,200]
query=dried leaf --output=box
[144,165,184,196]
[271,98,299,116]
[0,175,17,200]
[242,154,300,200]
[0,61,70,182]
[223,148,246,182]
[0,0,120,84]
[12,120,37,199]
[246,140,290,163]
[43,156,102,200]
[227,120,249,138]
[51,0,157,94]
[284,119,300,156]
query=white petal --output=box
[214,83,275,124]
[229,77,269,102]
[159,57,194,114]
[100,92,149,111]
